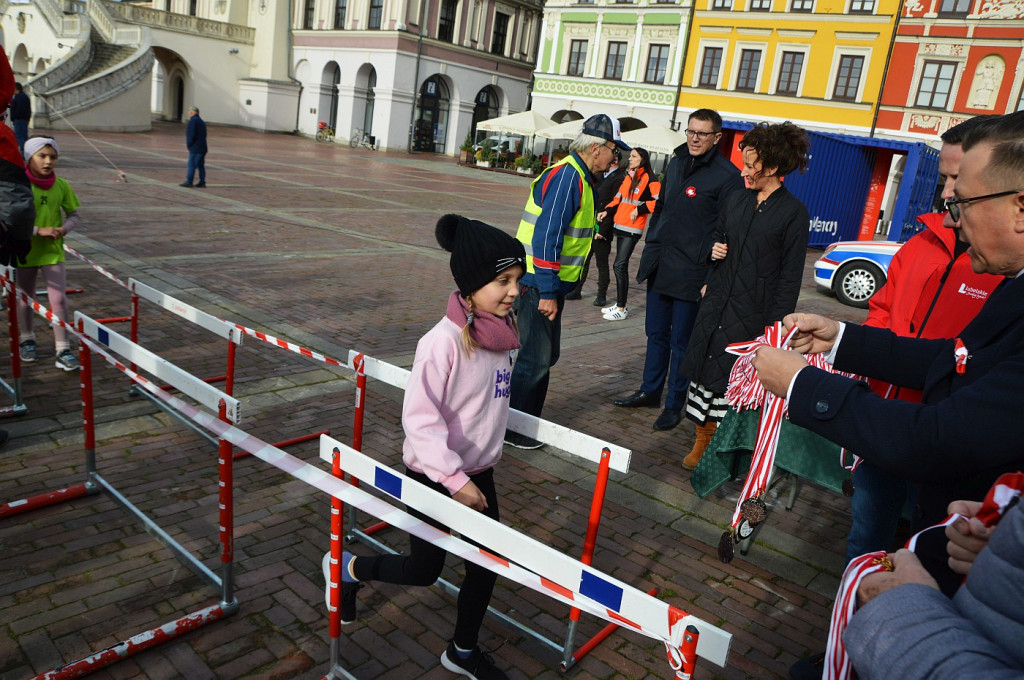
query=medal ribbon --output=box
[824,471,1024,680]
[724,322,845,530]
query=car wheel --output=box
[834,261,884,309]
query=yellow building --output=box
[679,0,900,134]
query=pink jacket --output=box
[402,317,513,494]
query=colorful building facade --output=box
[874,0,1024,141]
[678,0,900,135]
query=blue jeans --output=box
[509,285,564,418]
[186,152,206,184]
[641,285,699,412]
[845,461,917,565]
[13,120,28,156]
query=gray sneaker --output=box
[19,340,36,363]
[55,349,80,372]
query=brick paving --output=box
[1,123,869,680]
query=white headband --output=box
[23,137,58,163]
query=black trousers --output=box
[612,234,640,307]
[352,467,500,649]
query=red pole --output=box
[329,447,344,639]
[569,447,612,623]
[225,340,236,397]
[7,273,21,381]
[675,625,700,680]
[0,485,92,519]
[351,354,366,454]
[129,294,139,381]
[80,320,95,455]
[232,429,331,460]
[29,603,230,680]
[217,400,234,567]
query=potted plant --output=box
[513,155,533,175]
[459,130,474,164]
[530,158,544,175]
[475,140,495,168]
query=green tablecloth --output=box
[690,407,850,498]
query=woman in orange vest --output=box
[597,147,660,321]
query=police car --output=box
[813,240,902,308]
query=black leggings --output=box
[612,234,640,307]
[351,467,500,649]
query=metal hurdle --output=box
[0,311,241,679]
[0,266,28,416]
[341,350,648,671]
[320,435,731,679]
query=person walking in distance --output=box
[613,109,744,432]
[327,214,525,680]
[181,106,207,188]
[504,114,628,449]
[10,82,30,156]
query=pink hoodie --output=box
[402,316,514,494]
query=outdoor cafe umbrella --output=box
[477,110,555,136]
[620,125,688,155]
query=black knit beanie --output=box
[435,214,526,296]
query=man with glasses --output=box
[505,114,629,449]
[750,111,1024,602]
[787,116,1003,680]
[613,109,744,433]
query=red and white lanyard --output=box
[824,471,1024,680]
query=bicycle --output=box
[350,128,376,150]
[315,122,335,143]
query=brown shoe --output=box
[682,422,718,470]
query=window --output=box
[568,40,588,77]
[736,49,761,91]
[645,44,670,83]
[491,12,509,55]
[303,0,315,28]
[438,0,456,42]
[776,51,804,95]
[711,0,732,7]
[749,0,772,10]
[334,0,346,28]
[699,46,723,87]
[368,0,383,29]
[849,0,874,11]
[915,61,956,109]
[832,55,864,101]
[791,0,813,9]
[189,0,198,15]
[939,0,970,14]
[604,42,628,80]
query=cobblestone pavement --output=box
[1,123,869,680]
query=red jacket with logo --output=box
[863,212,1002,403]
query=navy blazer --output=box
[788,275,1024,528]
[186,115,207,154]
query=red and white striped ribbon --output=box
[825,470,1024,679]
[724,322,854,529]
[225,322,348,369]
[63,245,130,290]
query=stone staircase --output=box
[75,30,138,81]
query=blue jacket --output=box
[10,91,29,121]
[186,115,207,154]
[520,152,597,298]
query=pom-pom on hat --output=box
[436,214,526,297]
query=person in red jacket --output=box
[845,116,1002,566]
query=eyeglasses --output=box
[684,129,717,139]
[603,142,617,152]
[944,189,1022,223]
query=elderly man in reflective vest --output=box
[504,114,630,450]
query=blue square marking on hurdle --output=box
[374,467,403,500]
[579,570,623,612]
[98,328,110,347]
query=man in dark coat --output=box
[10,82,30,156]
[566,152,626,306]
[751,111,1024,598]
[612,109,744,431]
[181,106,208,188]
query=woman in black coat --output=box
[680,122,810,470]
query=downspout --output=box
[407,0,428,153]
[870,0,904,138]
[669,0,697,131]
[289,0,303,133]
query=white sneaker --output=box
[603,307,628,321]
[601,304,618,314]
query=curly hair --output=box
[738,121,809,178]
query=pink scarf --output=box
[26,168,56,191]
[445,291,520,352]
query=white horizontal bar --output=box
[129,279,243,344]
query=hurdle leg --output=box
[217,400,237,607]
[0,270,28,416]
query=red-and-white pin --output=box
[954,338,969,375]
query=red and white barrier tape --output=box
[226,322,347,368]
[63,245,130,290]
